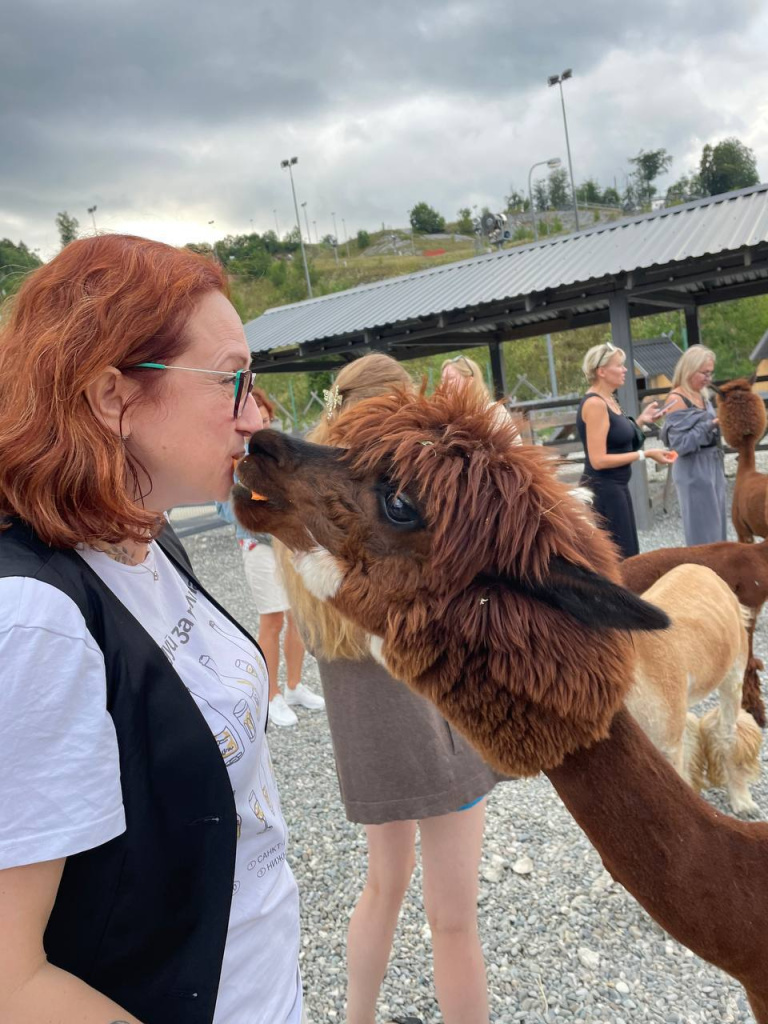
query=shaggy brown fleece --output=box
[717,376,768,544]
[621,540,768,727]
[234,387,666,776]
[232,387,768,1018]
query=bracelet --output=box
[636,450,646,462]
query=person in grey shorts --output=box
[279,354,502,1024]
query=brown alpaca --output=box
[233,389,768,1022]
[717,375,768,543]
[626,564,761,816]
[621,540,768,727]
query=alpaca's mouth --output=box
[233,482,270,504]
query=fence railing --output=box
[508,376,768,462]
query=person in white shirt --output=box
[0,234,302,1024]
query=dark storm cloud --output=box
[1,0,765,255]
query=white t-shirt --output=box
[0,541,301,1024]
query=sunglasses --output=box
[128,362,254,419]
[596,342,619,367]
[445,355,474,377]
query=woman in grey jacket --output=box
[661,346,727,545]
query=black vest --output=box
[0,519,262,1024]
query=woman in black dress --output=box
[576,342,675,558]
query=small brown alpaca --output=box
[622,540,768,727]
[717,375,768,543]
[626,563,761,816]
[233,388,768,1022]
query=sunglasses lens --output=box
[234,370,254,418]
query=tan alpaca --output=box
[625,564,761,817]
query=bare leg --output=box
[420,802,489,1024]
[284,612,306,692]
[346,820,417,1024]
[257,611,284,701]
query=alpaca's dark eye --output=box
[379,486,423,528]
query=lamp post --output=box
[301,201,311,244]
[273,208,280,237]
[312,219,317,243]
[331,211,339,265]
[87,205,98,232]
[547,68,579,231]
[527,157,561,241]
[280,157,313,298]
[341,217,350,258]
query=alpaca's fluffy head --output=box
[717,376,767,449]
[233,387,668,775]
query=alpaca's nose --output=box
[247,428,293,468]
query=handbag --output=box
[626,416,646,451]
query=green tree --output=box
[0,238,42,295]
[455,208,474,234]
[699,138,759,197]
[410,202,446,233]
[213,233,272,279]
[532,180,549,212]
[601,186,621,207]
[505,188,526,213]
[56,211,79,248]
[548,167,572,209]
[628,148,673,206]
[665,173,703,206]
[356,229,371,250]
[575,178,602,205]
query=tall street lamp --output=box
[87,205,98,232]
[273,208,280,237]
[527,157,561,241]
[547,68,580,231]
[312,219,317,243]
[341,216,350,258]
[330,211,339,265]
[301,201,311,244]
[280,157,313,298]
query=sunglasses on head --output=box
[445,355,474,376]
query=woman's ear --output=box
[84,368,136,438]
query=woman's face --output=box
[257,403,272,429]
[441,363,470,390]
[688,357,715,392]
[126,290,262,511]
[597,351,627,390]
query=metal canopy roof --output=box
[632,336,684,380]
[246,184,768,373]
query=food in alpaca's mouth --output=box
[232,458,269,502]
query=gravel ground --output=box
[183,451,768,1024]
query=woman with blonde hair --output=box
[280,352,501,1024]
[440,353,491,401]
[576,341,674,557]
[661,345,726,545]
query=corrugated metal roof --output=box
[632,337,684,380]
[245,184,768,355]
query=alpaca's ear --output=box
[479,558,670,632]
[710,383,722,396]
[748,371,758,386]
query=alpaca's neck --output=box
[545,708,768,1004]
[736,443,757,473]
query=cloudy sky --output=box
[3,0,768,260]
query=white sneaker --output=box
[269,693,298,728]
[284,683,326,711]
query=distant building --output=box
[750,329,768,384]
[632,335,684,396]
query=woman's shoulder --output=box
[0,575,97,646]
[580,393,609,417]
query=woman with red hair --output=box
[0,236,302,1024]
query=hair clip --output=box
[323,385,343,420]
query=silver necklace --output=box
[137,549,159,582]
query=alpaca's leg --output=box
[741,617,766,727]
[717,662,761,817]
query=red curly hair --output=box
[0,234,227,547]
